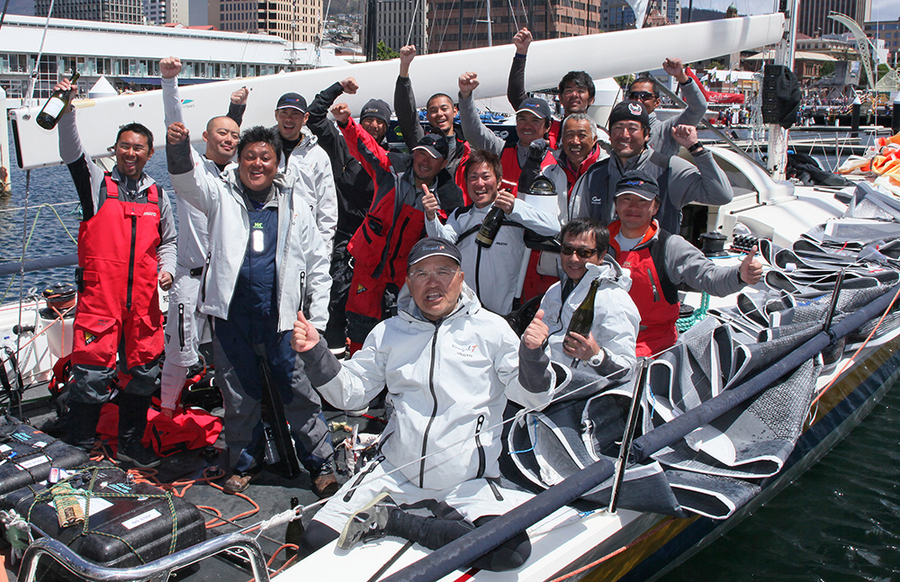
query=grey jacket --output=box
[167,144,331,331]
[570,146,733,233]
[648,78,708,158]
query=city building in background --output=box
[863,18,899,66]
[795,0,871,38]
[362,0,426,53]
[208,0,323,44]
[35,0,145,24]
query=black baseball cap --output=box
[614,171,659,201]
[412,133,449,159]
[516,97,552,120]
[408,237,462,267]
[360,98,391,124]
[276,92,308,113]
[608,100,650,129]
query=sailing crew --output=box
[272,91,338,255]
[54,78,177,469]
[539,217,639,377]
[292,237,558,570]
[331,102,464,354]
[158,56,244,419]
[551,113,604,202]
[423,149,560,315]
[571,100,734,234]
[395,45,471,197]
[627,57,709,159]
[607,172,762,357]
[166,123,338,498]
[507,27,595,149]
[305,76,400,354]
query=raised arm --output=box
[395,45,425,151]
[55,79,104,218]
[165,122,218,216]
[335,104,394,186]
[307,78,356,165]
[507,27,532,111]
[458,72,504,155]
[669,125,733,208]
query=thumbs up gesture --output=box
[522,309,549,350]
[740,245,763,285]
[292,311,320,352]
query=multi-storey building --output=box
[362,0,426,54]
[864,18,899,66]
[35,0,146,25]
[796,0,871,38]
[144,0,168,25]
[208,0,323,44]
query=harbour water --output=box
[2,130,899,581]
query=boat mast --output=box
[767,0,798,183]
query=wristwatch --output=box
[588,350,605,368]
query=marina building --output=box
[0,15,347,101]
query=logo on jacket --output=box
[84,331,96,345]
[356,283,367,294]
[453,343,478,358]
[143,211,158,217]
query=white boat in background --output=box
[4,8,900,582]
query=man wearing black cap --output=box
[330,103,464,354]
[291,237,559,569]
[274,91,337,254]
[306,77,404,354]
[570,99,733,235]
[608,171,762,357]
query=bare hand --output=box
[292,311,320,352]
[52,78,75,97]
[671,124,698,149]
[167,122,189,145]
[562,331,600,361]
[231,86,249,105]
[513,27,532,54]
[331,103,352,127]
[522,309,549,350]
[662,57,688,83]
[160,57,182,79]
[161,407,176,419]
[399,45,416,77]
[422,184,440,221]
[458,72,479,99]
[340,77,359,94]
[740,245,763,285]
[494,189,515,214]
[158,271,173,291]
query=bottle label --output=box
[41,98,65,119]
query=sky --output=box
[689,0,900,22]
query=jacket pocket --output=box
[72,312,118,366]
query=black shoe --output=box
[117,442,161,468]
[337,492,398,550]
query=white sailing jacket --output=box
[308,284,555,490]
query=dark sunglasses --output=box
[561,245,597,258]
[629,91,657,101]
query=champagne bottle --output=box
[475,205,505,248]
[36,71,80,130]
[565,279,600,366]
[285,496,304,559]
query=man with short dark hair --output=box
[627,57,708,158]
[538,217,639,377]
[54,77,177,469]
[273,91,337,254]
[571,100,733,234]
[331,102,464,353]
[507,27,596,148]
[292,237,558,570]
[608,171,762,357]
[166,123,337,497]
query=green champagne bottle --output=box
[475,204,505,248]
[37,71,80,130]
[565,278,600,365]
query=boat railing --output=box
[17,527,272,582]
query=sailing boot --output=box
[116,393,160,468]
[64,400,103,453]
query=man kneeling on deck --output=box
[292,237,556,570]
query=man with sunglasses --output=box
[538,217,639,377]
[570,100,732,235]
[291,237,560,569]
[608,172,762,357]
[627,57,708,159]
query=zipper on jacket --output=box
[387,215,411,280]
[474,245,483,300]
[178,304,185,349]
[474,414,486,479]
[648,268,660,302]
[201,251,211,302]
[418,323,441,488]
[298,271,306,314]
[126,215,137,310]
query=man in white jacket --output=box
[273,92,338,255]
[424,149,559,315]
[292,237,558,570]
